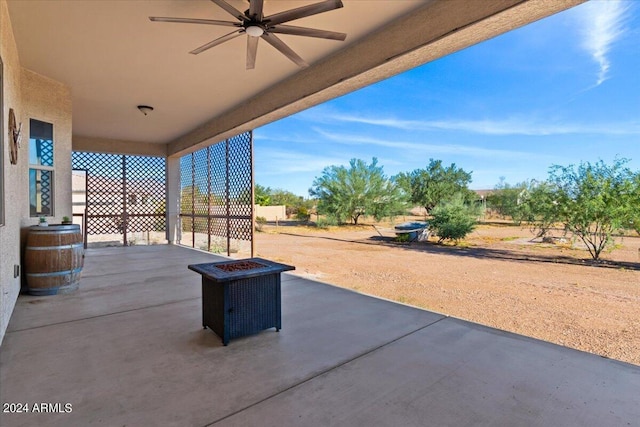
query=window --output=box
[29,119,54,217]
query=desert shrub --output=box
[395,233,410,243]
[429,194,479,243]
[255,216,267,232]
[295,207,311,222]
[315,216,338,229]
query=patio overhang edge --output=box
[73,135,167,158]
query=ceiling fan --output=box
[150,0,346,69]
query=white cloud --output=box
[313,128,553,161]
[253,130,318,145]
[254,148,344,175]
[328,114,640,136]
[577,0,630,86]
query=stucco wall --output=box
[0,0,23,345]
[21,67,73,226]
[255,205,287,222]
[0,0,72,345]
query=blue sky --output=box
[254,0,640,197]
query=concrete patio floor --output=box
[1,245,638,426]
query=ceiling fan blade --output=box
[190,29,243,55]
[261,33,308,68]
[210,0,247,22]
[246,36,259,70]
[248,0,264,21]
[269,24,346,41]
[149,17,239,27]
[265,0,343,26]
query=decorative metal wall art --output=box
[8,108,21,164]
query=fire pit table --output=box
[188,258,295,345]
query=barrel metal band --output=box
[31,229,80,235]
[25,243,84,251]
[26,267,83,277]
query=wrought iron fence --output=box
[179,131,253,256]
[72,152,166,246]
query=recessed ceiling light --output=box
[137,105,154,116]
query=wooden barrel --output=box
[25,224,84,296]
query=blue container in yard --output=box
[394,222,429,241]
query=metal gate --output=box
[71,152,166,246]
[179,131,253,256]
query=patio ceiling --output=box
[7,0,584,157]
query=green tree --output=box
[528,159,637,260]
[268,189,299,207]
[253,185,314,218]
[153,200,166,232]
[180,185,208,232]
[269,189,314,217]
[309,158,407,225]
[254,184,271,206]
[429,193,480,243]
[486,177,533,223]
[629,172,640,235]
[518,180,561,238]
[396,159,473,214]
[180,184,207,213]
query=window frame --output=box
[28,118,55,217]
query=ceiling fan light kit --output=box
[245,25,264,37]
[150,0,346,70]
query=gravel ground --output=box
[254,220,640,365]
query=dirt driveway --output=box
[254,221,640,366]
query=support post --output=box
[250,131,255,257]
[165,156,181,244]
